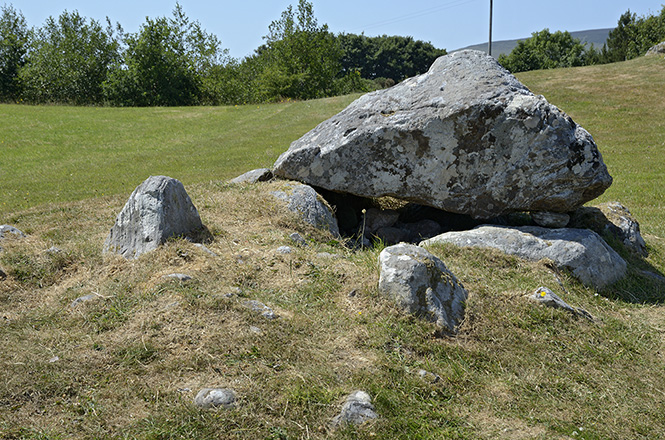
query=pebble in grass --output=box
[243,300,277,320]
[0,225,26,251]
[194,388,236,409]
[331,391,378,428]
[164,273,193,282]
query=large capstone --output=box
[103,176,204,259]
[273,50,612,219]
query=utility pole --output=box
[488,0,493,56]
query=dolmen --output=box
[271,50,632,289]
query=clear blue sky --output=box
[10,0,665,59]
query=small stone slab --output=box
[531,211,570,228]
[422,225,626,289]
[243,300,277,320]
[229,168,273,184]
[271,182,340,236]
[194,388,236,409]
[289,232,308,246]
[0,225,26,251]
[276,246,292,254]
[0,225,26,239]
[164,273,192,282]
[331,391,378,428]
[70,294,98,308]
[532,286,593,321]
[569,201,647,256]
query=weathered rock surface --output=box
[646,41,665,56]
[70,294,97,308]
[271,182,340,236]
[0,225,26,239]
[194,388,236,409]
[273,50,612,218]
[531,286,593,320]
[378,243,467,333]
[103,176,204,259]
[229,168,273,184]
[531,211,570,228]
[243,300,277,320]
[422,225,627,289]
[164,273,192,282]
[0,225,26,251]
[569,202,648,256]
[331,391,378,428]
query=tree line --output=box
[498,6,665,73]
[0,1,445,106]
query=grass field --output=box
[0,95,359,216]
[1,56,665,439]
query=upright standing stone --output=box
[273,50,612,218]
[378,243,467,333]
[103,176,204,259]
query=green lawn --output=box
[1,95,358,217]
[2,57,665,439]
[517,55,665,238]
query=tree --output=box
[257,0,341,100]
[105,3,228,106]
[602,7,665,62]
[0,4,29,101]
[337,33,445,83]
[19,10,120,104]
[498,29,589,73]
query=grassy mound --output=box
[1,56,665,439]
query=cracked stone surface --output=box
[273,50,612,219]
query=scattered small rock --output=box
[641,270,665,283]
[70,294,98,308]
[276,246,292,254]
[229,168,273,184]
[194,388,236,409]
[194,243,218,257]
[646,41,665,56]
[164,273,192,282]
[289,232,308,246]
[45,246,64,254]
[249,326,263,334]
[0,225,26,251]
[531,211,570,228]
[49,356,60,363]
[225,287,243,298]
[243,300,277,320]
[348,289,357,297]
[316,252,340,259]
[331,390,378,428]
[417,369,441,384]
[531,287,594,321]
[0,225,26,239]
